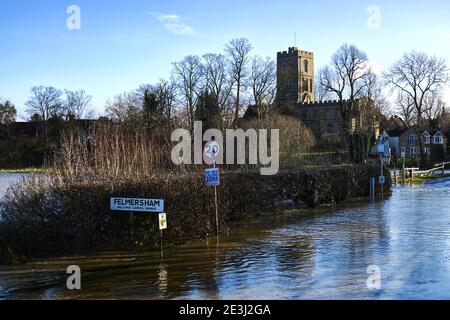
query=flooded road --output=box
[1,177,450,300]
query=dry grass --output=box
[53,125,173,179]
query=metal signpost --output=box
[377,138,385,198]
[204,140,221,242]
[401,150,406,182]
[370,177,376,201]
[159,213,167,258]
[110,197,165,251]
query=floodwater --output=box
[1,176,450,300]
[0,173,25,199]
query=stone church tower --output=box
[276,47,314,105]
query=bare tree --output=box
[314,81,331,101]
[105,92,141,128]
[225,38,253,124]
[155,78,177,121]
[384,51,449,166]
[202,53,234,120]
[64,89,92,119]
[318,65,346,102]
[250,56,276,117]
[172,55,204,130]
[357,73,388,133]
[423,95,446,123]
[396,93,415,127]
[25,86,64,121]
[318,44,373,137]
[339,44,373,101]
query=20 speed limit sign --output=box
[204,141,220,159]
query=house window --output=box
[423,132,430,144]
[424,147,431,155]
[434,133,443,144]
[408,134,418,146]
[410,147,418,157]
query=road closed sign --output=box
[159,213,167,230]
[110,198,164,213]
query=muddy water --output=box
[1,178,450,300]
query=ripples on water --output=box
[2,177,450,299]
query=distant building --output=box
[277,47,314,105]
[381,127,447,161]
[276,47,379,139]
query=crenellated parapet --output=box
[277,47,314,58]
[299,99,355,106]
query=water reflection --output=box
[2,178,450,299]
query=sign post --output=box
[159,213,167,258]
[204,140,221,243]
[110,197,165,251]
[401,150,406,183]
[130,212,134,251]
[377,138,385,198]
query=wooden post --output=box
[129,212,134,251]
[160,229,163,259]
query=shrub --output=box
[0,165,389,264]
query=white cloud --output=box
[150,12,194,35]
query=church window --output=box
[304,60,309,73]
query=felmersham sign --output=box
[110,198,164,213]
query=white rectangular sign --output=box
[110,198,164,213]
[159,213,167,230]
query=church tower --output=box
[276,47,314,106]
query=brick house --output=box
[382,127,447,161]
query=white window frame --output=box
[408,134,418,146]
[410,147,418,157]
[423,131,431,144]
[434,133,443,144]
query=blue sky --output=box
[1,0,449,119]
